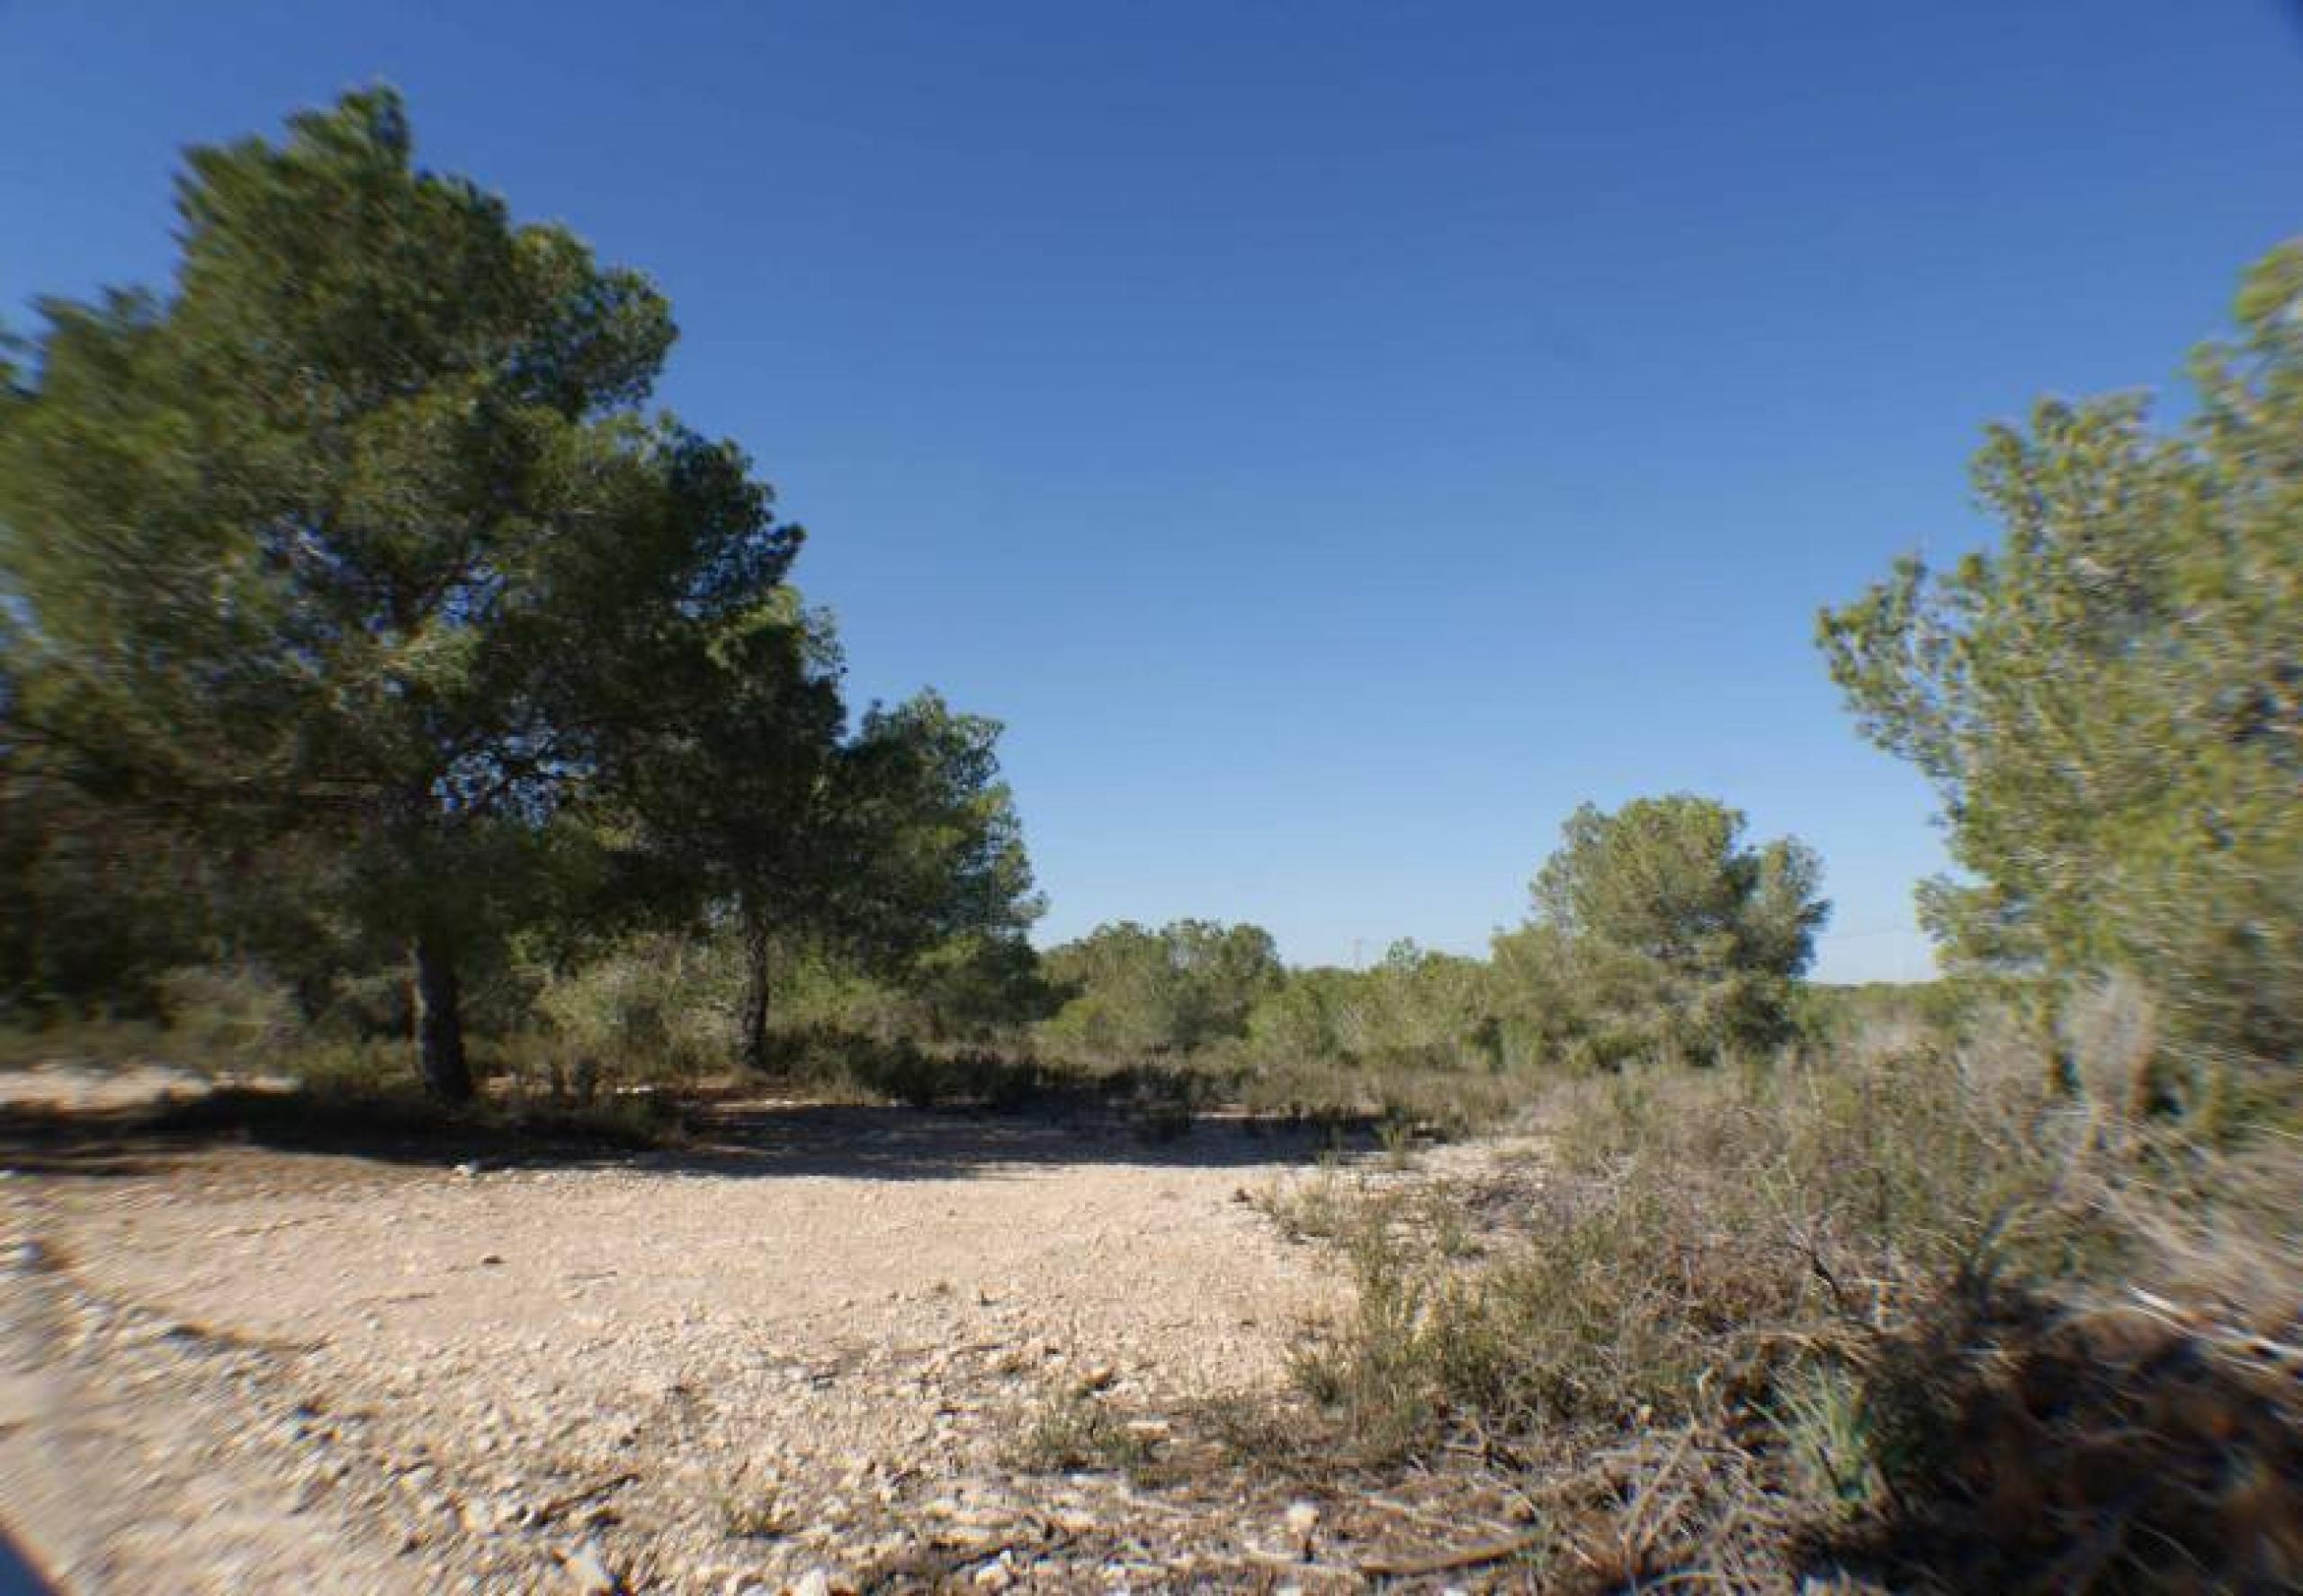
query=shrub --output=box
[154,964,305,1068]
[1270,987,2300,1587]
[532,933,738,1084]
[1820,240,2303,1107]
[1039,919,1284,1056]
[1490,795,1830,1069]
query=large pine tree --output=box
[0,90,808,1098]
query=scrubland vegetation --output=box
[5,90,2301,1591]
[1262,982,2303,1589]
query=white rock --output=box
[562,1538,619,1594]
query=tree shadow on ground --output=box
[0,1080,1378,1184]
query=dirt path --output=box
[1,1082,1375,1593]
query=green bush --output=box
[531,933,739,1084]
[155,964,305,1069]
[1040,919,1284,1055]
[1821,240,2303,1111]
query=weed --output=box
[1008,1387,1156,1477]
[1770,1364,1879,1517]
[1260,990,2303,1590]
[1250,1161,1358,1246]
[1376,1115,1420,1170]
[712,1466,786,1541]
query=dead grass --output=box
[1007,1385,1160,1479]
[1252,986,2303,1592]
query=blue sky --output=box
[6,1,2301,980]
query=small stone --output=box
[788,1572,832,1596]
[461,1494,525,1535]
[479,1252,504,1267]
[453,1161,480,1179]
[1284,1501,1321,1537]
[563,1538,619,1594]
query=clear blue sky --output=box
[7,2,2301,980]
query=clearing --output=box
[0,1065,1526,1593]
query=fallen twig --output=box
[1358,1529,1546,1579]
[532,1469,641,1525]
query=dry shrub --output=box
[1850,1274,2303,1592]
[155,963,304,1067]
[1277,983,2303,1591]
[532,934,735,1085]
[1839,1127,2303,1591]
[1008,1386,1157,1477]
[1286,1146,1848,1483]
[1237,1051,1535,1137]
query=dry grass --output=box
[1258,983,2303,1592]
[1007,1385,1160,1479]
[1234,1051,1539,1138]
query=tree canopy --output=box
[1041,919,1284,1055]
[0,89,1035,1095]
[1819,240,2303,1086]
[1492,795,1827,1066]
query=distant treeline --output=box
[6,90,2299,1126]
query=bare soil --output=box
[0,1065,1527,1593]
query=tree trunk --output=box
[739,912,780,1077]
[412,930,473,1103]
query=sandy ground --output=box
[0,1066,1415,1593]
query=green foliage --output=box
[1041,919,1283,1055]
[1247,941,1500,1075]
[1797,979,1967,1044]
[1009,1387,1156,1477]
[607,607,1044,1071]
[892,928,1059,1040]
[153,963,303,1064]
[0,90,1040,1094]
[0,749,210,1015]
[829,692,1042,972]
[1492,794,1828,1066]
[528,931,739,1082]
[0,90,809,1097]
[1820,240,2303,1098]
